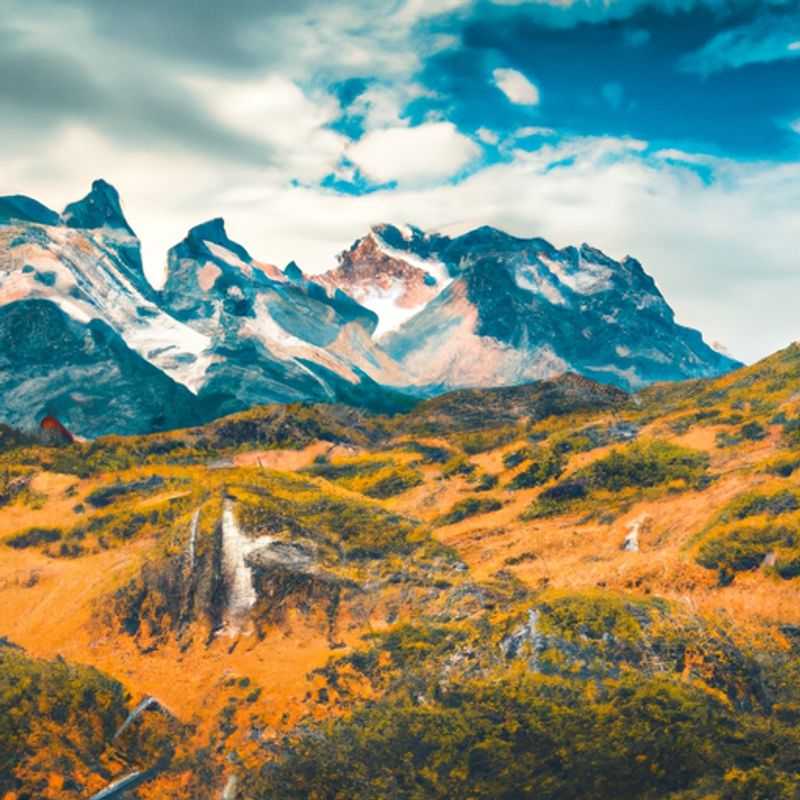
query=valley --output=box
[3,351,800,797]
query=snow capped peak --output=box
[61,178,135,236]
[313,225,456,339]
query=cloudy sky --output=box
[2,0,799,362]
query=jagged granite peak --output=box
[313,224,456,337]
[59,178,146,282]
[368,222,451,261]
[159,221,400,416]
[379,223,740,392]
[183,217,253,264]
[0,177,742,434]
[0,194,60,226]
[0,299,206,437]
[61,179,136,236]
[283,261,304,283]
[0,186,213,396]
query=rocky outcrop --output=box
[108,498,350,648]
[313,226,453,338]
[0,300,206,436]
[88,770,153,800]
[622,514,650,552]
[501,599,771,711]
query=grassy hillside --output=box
[3,347,800,797]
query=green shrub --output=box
[507,449,564,490]
[245,671,740,800]
[455,426,518,455]
[697,525,796,573]
[723,489,800,521]
[305,457,424,499]
[437,497,502,526]
[503,447,533,469]
[441,455,476,479]
[582,440,709,492]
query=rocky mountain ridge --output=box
[0,180,740,436]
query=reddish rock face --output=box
[317,234,429,296]
[40,415,75,444]
[314,232,449,338]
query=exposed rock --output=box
[382,225,739,391]
[113,695,174,742]
[622,514,650,552]
[88,771,157,800]
[39,414,75,444]
[220,499,271,635]
[0,299,206,437]
[221,773,239,800]
[501,609,545,671]
[761,551,777,569]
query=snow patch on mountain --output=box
[515,262,568,306]
[0,222,214,392]
[539,253,614,295]
[204,240,254,276]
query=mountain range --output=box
[0,179,739,437]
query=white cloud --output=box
[476,127,499,144]
[347,82,435,131]
[492,68,541,105]
[346,122,481,186]
[514,126,557,138]
[393,0,471,23]
[679,13,800,75]
[183,74,347,183]
[790,41,800,51]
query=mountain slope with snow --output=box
[379,226,739,391]
[313,224,455,338]
[159,218,410,416]
[0,179,740,435]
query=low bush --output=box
[523,440,708,519]
[245,670,762,800]
[6,527,62,548]
[697,525,796,573]
[581,440,709,492]
[507,449,564,490]
[437,497,502,526]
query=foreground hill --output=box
[0,182,737,437]
[1,350,799,797]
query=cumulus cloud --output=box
[345,122,481,185]
[492,68,541,105]
[2,0,800,369]
[183,74,346,182]
[4,122,799,363]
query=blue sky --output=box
[1,0,799,361]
